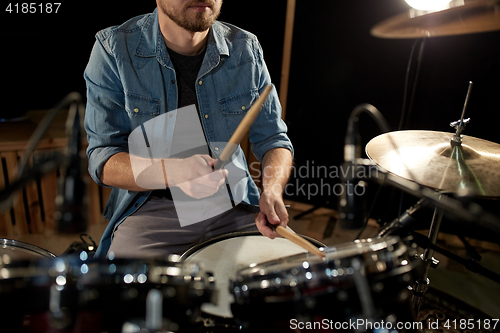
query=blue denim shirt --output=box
[84,9,293,257]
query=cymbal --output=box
[371,0,500,39]
[365,130,500,197]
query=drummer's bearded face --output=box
[157,0,223,32]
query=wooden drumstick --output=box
[214,85,273,170]
[267,222,325,258]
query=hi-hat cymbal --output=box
[365,130,500,197]
[371,0,500,39]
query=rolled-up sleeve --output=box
[248,41,294,162]
[84,36,129,187]
[250,86,294,162]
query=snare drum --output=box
[181,231,325,330]
[230,236,417,328]
[0,239,57,331]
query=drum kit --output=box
[2,1,500,332]
[0,241,216,332]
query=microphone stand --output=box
[55,100,87,233]
[338,104,390,229]
[0,92,87,233]
[0,152,66,212]
[297,103,390,222]
[376,197,426,238]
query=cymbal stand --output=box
[450,81,473,147]
[409,204,443,313]
[412,81,473,313]
[410,82,474,312]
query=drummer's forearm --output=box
[256,148,293,235]
[260,148,293,196]
[102,152,171,191]
[102,152,149,191]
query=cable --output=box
[398,38,425,130]
[396,39,425,217]
[404,38,426,130]
[348,103,391,137]
[399,38,420,130]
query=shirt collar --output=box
[134,8,159,58]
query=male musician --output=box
[84,0,293,258]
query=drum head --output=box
[181,231,324,318]
[0,239,56,262]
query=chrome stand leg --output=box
[410,207,443,313]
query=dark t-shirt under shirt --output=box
[153,47,207,199]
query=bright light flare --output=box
[405,0,452,11]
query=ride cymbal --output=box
[365,130,500,197]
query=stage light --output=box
[405,0,452,11]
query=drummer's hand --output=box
[167,154,228,199]
[255,191,289,239]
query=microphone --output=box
[376,198,426,238]
[55,101,87,234]
[337,106,365,229]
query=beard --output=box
[158,0,222,32]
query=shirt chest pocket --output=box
[220,89,259,130]
[125,93,161,117]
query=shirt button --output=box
[214,147,219,151]
[204,114,209,119]
[171,80,175,84]
[169,114,173,118]
[134,108,139,113]
[198,80,203,86]
[241,106,246,111]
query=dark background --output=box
[3,1,500,229]
[1,1,287,118]
[283,1,500,230]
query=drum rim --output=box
[230,235,417,299]
[179,230,326,261]
[0,238,56,258]
[233,235,409,274]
